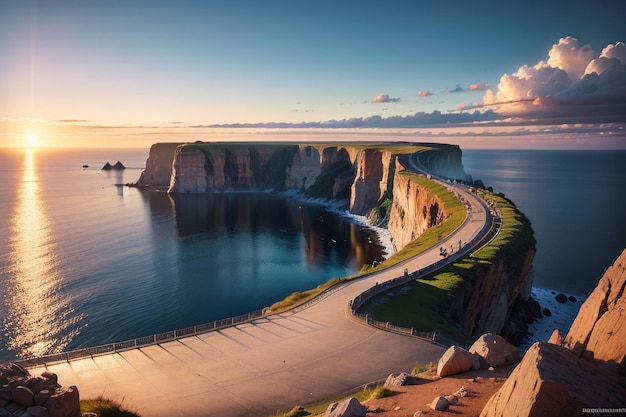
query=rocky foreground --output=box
[322,248,626,417]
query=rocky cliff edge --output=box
[481,248,626,416]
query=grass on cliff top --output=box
[361,188,535,343]
[267,173,466,315]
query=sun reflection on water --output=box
[4,149,80,357]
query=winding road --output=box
[27,153,492,417]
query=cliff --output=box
[136,141,536,343]
[481,249,626,417]
[387,160,446,250]
[135,142,458,251]
[563,248,626,374]
[136,142,182,189]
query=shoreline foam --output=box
[520,286,586,350]
[280,189,396,260]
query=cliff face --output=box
[139,142,454,252]
[446,249,536,341]
[481,249,626,417]
[563,248,626,375]
[387,159,446,250]
[136,142,182,188]
[350,149,394,216]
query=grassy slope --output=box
[363,188,535,344]
[267,172,465,314]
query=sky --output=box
[1,0,626,148]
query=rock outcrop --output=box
[445,249,536,342]
[437,345,477,377]
[481,249,626,417]
[350,149,394,216]
[562,248,626,375]
[136,142,181,188]
[480,342,626,417]
[0,363,81,417]
[469,333,521,367]
[324,397,368,417]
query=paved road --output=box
[27,155,491,417]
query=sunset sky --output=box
[1,0,625,148]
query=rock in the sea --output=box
[563,248,626,375]
[568,295,578,302]
[541,307,551,317]
[480,342,626,417]
[324,397,367,417]
[429,396,450,411]
[469,333,521,367]
[437,345,476,377]
[555,293,568,303]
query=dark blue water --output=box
[463,149,626,296]
[0,148,385,361]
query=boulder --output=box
[11,385,35,407]
[324,397,367,417]
[480,342,626,417]
[563,248,626,375]
[437,345,476,377]
[555,293,567,303]
[429,396,449,411]
[43,386,81,417]
[469,333,521,367]
[384,372,420,388]
[26,406,49,417]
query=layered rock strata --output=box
[481,249,626,417]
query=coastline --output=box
[520,286,586,350]
[280,189,396,260]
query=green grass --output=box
[361,173,467,272]
[266,278,344,314]
[268,385,397,417]
[412,361,431,374]
[80,396,140,417]
[361,187,535,343]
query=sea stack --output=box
[102,161,126,170]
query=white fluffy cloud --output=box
[483,37,626,110]
[371,93,400,103]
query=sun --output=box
[27,134,38,146]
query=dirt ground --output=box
[361,366,515,417]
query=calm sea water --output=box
[463,149,626,296]
[0,148,385,361]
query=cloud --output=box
[206,109,501,129]
[468,83,488,91]
[371,93,401,103]
[442,84,464,93]
[417,90,432,97]
[482,37,626,122]
[56,119,89,123]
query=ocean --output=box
[0,147,386,361]
[462,149,626,296]
[0,147,624,361]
